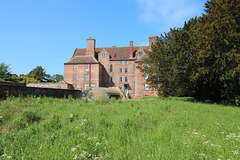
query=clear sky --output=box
[0,0,206,76]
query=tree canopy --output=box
[139,0,240,104]
[27,66,52,82]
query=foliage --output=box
[17,75,40,84]
[0,97,240,159]
[50,74,63,83]
[0,62,11,81]
[139,0,240,104]
[27,66,52,82]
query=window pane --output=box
[102,52,106,57]
[125,68,128,73]
[139,52,143,56]
[125,77,128,82]
[109,77,113,83]
[84,84,89,90]
[85,64,89,71]
[133,62,135,72]
[145,84,149,90]
[109,63,113,72]
[119,77,122,82]
[145,73,149,79]
[73,75,77,81]
[74,65,77,71]
[85,74,89,81]
[125,61,128,65]
[119,68,122,73]
[119,61,123,65]
[91,84,95,87]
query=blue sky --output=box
[0,0,206,76]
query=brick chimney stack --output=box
[130,41,133,58]
[149,35,156,48]
[86,38,95,56]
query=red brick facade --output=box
[64,36,158,98]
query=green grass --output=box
[0,96,240,159]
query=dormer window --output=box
[102,52,106,57]
[139,52,143,56]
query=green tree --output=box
[27,66,51,82]
[17,75,40,84]
[191,0,240,102]
[50,74,63,83]
[139,0,240,104]
[0,62,11,81]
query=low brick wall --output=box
[0,84,81,99]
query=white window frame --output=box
[145,83,149,91]
[85,74,89,81]
[125,61,128,65]
[132,81,135,91]
[102,52,106,57]
[145,73,149,79]
[133,62,135,72]
[85,64,89,71]
[125,77,128,82]
[119,61,123,65]
[74,65,78,71]
[109,63,113,73]
[125,67,128,73]
[119,68,123,73]
[73,75,77,81]
[84,84,89,90]
[119,77,123,83]
[109,77,113,83]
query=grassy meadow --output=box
[0,96,240,159]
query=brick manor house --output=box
[64,36,158,98]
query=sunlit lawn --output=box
[0,96,239,159]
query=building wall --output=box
[135,63,158,98]
[0,84,81,100]
[64,63,100,90]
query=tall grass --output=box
[0,96,240,159]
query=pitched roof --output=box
[72,46,150,60]
[135,54,149,63]
[64,56,99,64]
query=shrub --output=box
[22,109,41,123]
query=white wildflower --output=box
[231,150,239,155]
[0,116,3,119]
[96,142,101,146]
[201,129,204,131]
[69,114,73,118]
[147,155,150,158]
[218,155,223,157]
[93,137,97,139]
[216,145,222,148]
[202,135,206,137]
[88,137,91,140]
[71,148,77,152]
[221,132,225,134]
[223,138,230,141]
[75,145,80,148]
[73,154,78,160]
[192,132,199,135]
[210,144,215,147]
[203,141,209,144]
[7,156,12,159]
[199,153,205,156]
